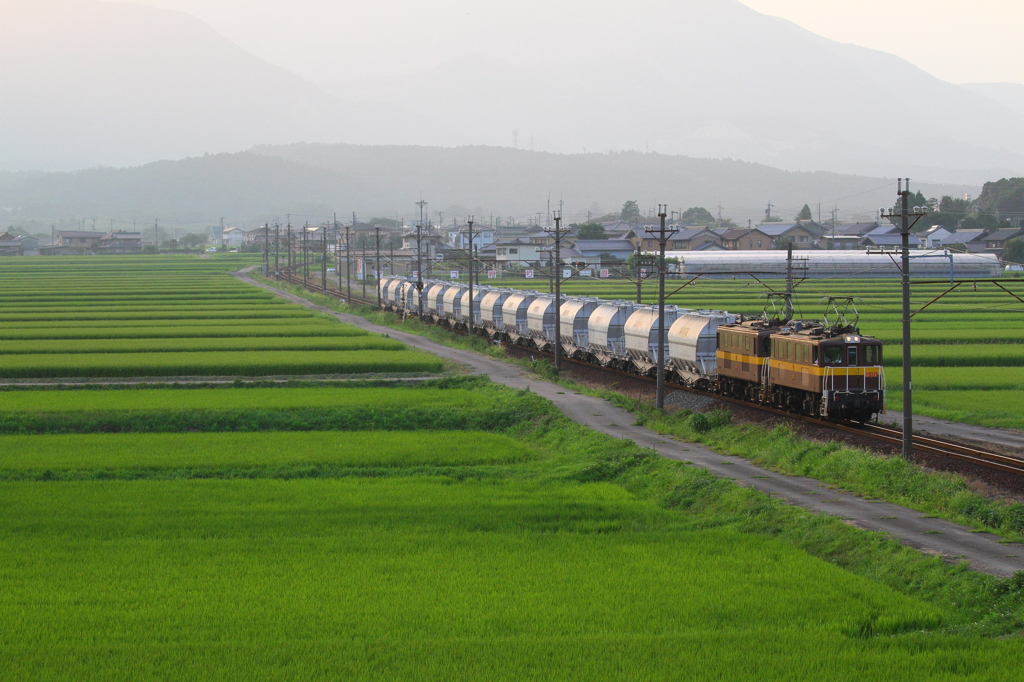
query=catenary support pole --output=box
[375,226,382,307]
[785,243,794,321]
[647,205,677,410]
[466,217,475,336]
[345,222,352,304]
[552,212,563,373]
[900,179,913,460]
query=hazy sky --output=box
[118,0,1023,85]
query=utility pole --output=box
[785,244,794,321]
[355,212,365,299]
[335,214,342,294]
[286,219,292,276]
[274,222,280,278]
[345,221,352,304]
[263,223,269,276]
[154,219,159,254]
[321,223,327,294]
[882,179,927,460]
[544,211,568,372]
[765,202,774,223]
[466,217,475,335]
[374,226,383,307]
[415,222,424,318]
[647,205,678,410]
[302,223,308,287]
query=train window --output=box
[823,346,842,365]
[745,337,752,353]
[812,346,819,364]
[865,345,879,364]
[847,346,858,366]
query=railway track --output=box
[269,272,1024,477]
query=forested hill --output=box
[0,144,977,225]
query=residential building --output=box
[921,226,953,249]
[984,228,1024,253]
[95,231,144,254]
[494,238,543,269]
[942,230,988,253]
[721,228,772,250]
[860,233,921,249]
[570,239,636,265]
[0,234,39,256]
[818,235,864,250]
[666,227,721,251]
[221,227,246,247]
[756,222,817,247]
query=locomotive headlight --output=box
[844,335,861,343]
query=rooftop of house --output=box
[985,228,1024,242]
[941,230,987,244]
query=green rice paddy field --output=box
[0,257,442,378]
[2,378,1024,679]
[490,276,1024,430]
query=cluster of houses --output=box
[37,230,147,255]
[5,219,1021,269]
[360,219,1024,276]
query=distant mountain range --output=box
[0,0,1020,203]
[0,144,977,227]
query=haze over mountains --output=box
[0,144,975,227]
[0,0,1021,222]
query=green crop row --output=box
[887,389,1024,431]
[893,366,1024,391]
[0,323,361,340]
[0,336,403,355]
[883,344,1024,367]
[0,384,547,434]
[0,309,317,322]
[0,431,533,478]
[0,303,288,315]
[0,349,443,378]
[0,476,970,681]
[0,316,339,332]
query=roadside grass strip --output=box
[0,431,533,479]
[3,477,1003,681]
[0,349,443,378]
[0,336,405,354]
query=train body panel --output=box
[441,285,467,321]
[481,289,515,337]
[668,310,736,384]
[527,296,561,350]
[767,328,884,420]
[459,287,490,326]
[385,278,406,311]
[424,283,451,319]
[559,298,602,357]
[624,305,684,375]
[378,277,394,307]
[587,301,637,366]
[502,292,539,341]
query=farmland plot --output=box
[0,257,441,379]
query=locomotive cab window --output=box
[847,346,858,366]
[823,346,842,365]
[864,345,880,365]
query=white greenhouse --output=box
[665,250,1000,280]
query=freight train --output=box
[379,277,885,422]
